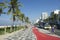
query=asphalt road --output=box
[54,29,60,36]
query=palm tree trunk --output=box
[10,16,15,32]
[4,27,6,34]
[10,26,12,32]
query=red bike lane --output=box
[32,27,60,40]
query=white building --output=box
[54,9,60,14]
[35,19,40,23]
[41,12,48,20]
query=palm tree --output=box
[50,11,58,23]
[0,1,7,34]
[6,0,22,32]
[25,17,30,25]
[0,2,6,15]
[18,13,25,26]
[59,11,60,21]
[44,17,49,23]
[7,0,21,21]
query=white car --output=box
[44,24,51,30]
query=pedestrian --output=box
[51,25,55,33]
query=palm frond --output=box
[0,3,5,6]
[0,8,2,14]
[7,8,11,15]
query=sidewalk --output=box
[0,29,24,40]
[4,27,36,40]
[37,28,60,38]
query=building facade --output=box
[41,12,48,20]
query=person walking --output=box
[51,25,55,33]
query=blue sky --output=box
[0,0,60,25]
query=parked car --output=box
[44,23,51,30]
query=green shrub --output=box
[0,28,4,35]
[6,27,11,33]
